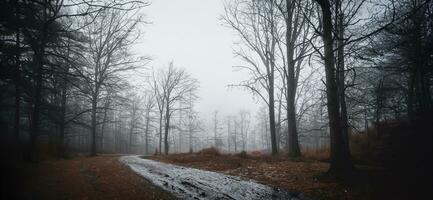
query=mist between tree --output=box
[0,0,432,184]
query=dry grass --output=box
[301,128,381,163]
[8,155,175,200]
[302,147,330,161]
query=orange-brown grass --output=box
[8,155,175,200]
[302,147,330,161]
[301,128,380,163]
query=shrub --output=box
[238,150,248,158]
[250,150,265,157]
[197,147,220,155]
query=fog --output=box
[138,0,260,120]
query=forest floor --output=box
[6,154,175,200]
[151,151,431,200]
[4,146,430,200]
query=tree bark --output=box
[90,92,98,156]
[14,1,21,143]
[144,113,150,155]
[268,78,278,155]
[276,92,282,151]
[284,0,301,157]
[164,102,170,155]
[129,122,134,154]
[100,107,108,153]
[26,39,45,161]
[58,66,68,156]
[315,0,353,174]
[158,112,163,154]
[335,0,351,157]
[26,4,50,161]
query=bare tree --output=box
[223,0,282,155]
[79,3,145,156]
[273,0,314,157]
[225,115,232,152]
[238,110,251,151]
[127,93,142,153]
[142,90,155,155]
[152,62,199,155]
[233,115,239,152]
[313,0,354,174]
[185,91,201,153]
[151,67,165,154]
[212,110,224,148]
[256,105,271,151]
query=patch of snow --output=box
[120,155,314,200]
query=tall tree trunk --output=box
[14,2,21,143]
[287,94,300,157]
[26,45,45,161]
[178,112,181,152]
[129,122,134,154]
[265,118,269,150]
[159,112,163,154]
[14,71,20,142]
[144,113,150,155]
[58,69,67,156]
[316,0,353,174]
[241,123,245,151]
[100,108,108,153]
[269,76,278,155]
[164,103,170,155]
[335,0,351,157]
[90,93,97,156]
[58,39,71,157]
[276,92,282,151]
[100,94,111,153]
[26,0,52,162]
[285,0,301,157]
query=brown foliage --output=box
[197,147,220,155]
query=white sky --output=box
[135,0,260,121]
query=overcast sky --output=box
[136,0,260,121]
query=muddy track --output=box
[120,155,313,200]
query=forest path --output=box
[120,155,313,200]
